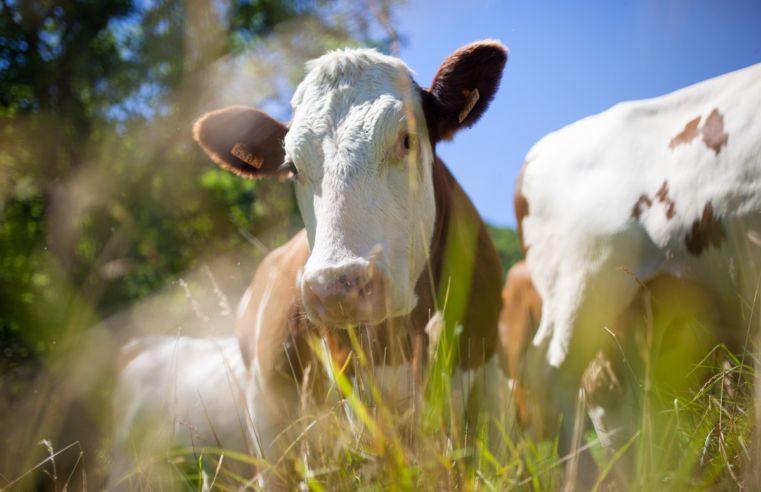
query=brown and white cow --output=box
[193,42,510,482]
[516,62,761,477]
[497,260,541,429]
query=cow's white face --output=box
[284,50,435,326]
[194,41,508,328]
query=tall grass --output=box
[41,318,757,490]
[2,256,758,491]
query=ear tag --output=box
[231,142,264,169]
[458,88,480,123]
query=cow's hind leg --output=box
[529,262,645,489]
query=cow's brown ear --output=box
[423,40,507,142]
[193,106,288,178]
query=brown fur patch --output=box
[514,160,530,254]
[498,261,542,426]
[655,181,676,219]
[668,110,729,155]
[701,108,729,155]
[422,158,504,370]
[631,194,653,219]
[669,116,701,150]
[685,202,725,255]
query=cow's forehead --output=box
[291,49,415,120]
[287,49,425,165]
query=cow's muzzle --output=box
[302,266,387,327]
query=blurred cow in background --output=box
[498,260,541,429]
[108,336,250,489]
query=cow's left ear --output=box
[422,40,508,142]
[193,106,289,178]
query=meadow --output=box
[1,1,759,490]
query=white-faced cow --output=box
[516,62,761,476]
[193,42,510,484]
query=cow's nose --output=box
[303,268,386,325]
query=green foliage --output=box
[486,224,523,278]
[96,324,759,491]
[0,0,300,394]
[0,0,402,487]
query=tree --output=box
[0,0,401,487]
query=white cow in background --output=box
[516,62,761,480]
[108,336,250,489]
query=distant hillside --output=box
[486,224,524,279]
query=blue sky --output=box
[394,0,761,226]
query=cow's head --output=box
[194,41,507,327]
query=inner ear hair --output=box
[426,40,508,142]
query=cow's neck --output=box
[418,157,503,371]
[315,157,502,378]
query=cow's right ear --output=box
[193,106,289,178]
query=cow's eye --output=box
[400,134,417,151]
[286,160,298,177]
[395,133,417,161]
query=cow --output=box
[516,62,761,482]
[193,42,511,486]
[108,336,250,490]
[498,260,541,429]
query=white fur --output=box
[519,63,761,449]
[284,49,436,325]
[109,336,250,489]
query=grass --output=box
[2,242,759,491]
[9,322,755,491]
